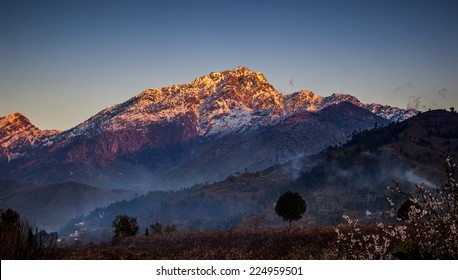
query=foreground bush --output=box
[0,209,57,259]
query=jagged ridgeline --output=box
[0,67,416,190]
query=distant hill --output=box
[291,109,458,223]
[0,180,133,231]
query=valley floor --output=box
[57,227,340,260]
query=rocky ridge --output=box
[0,113,59,161]
[0,67,418,188]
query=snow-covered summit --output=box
[1,67,419,159]
[320,93,418,121]
[54,66,419,143]
[322,93,365,108]
[61,66,284,139]
[364,103,418,122]
[0,67,422,189]
[0,113,59,161]
[283,90,323,112]
[282,91,418,122]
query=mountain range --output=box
[0,66,418,191]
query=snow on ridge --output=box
[0,112,61,160]
[58,67,419,141]
[283,90,323,112]
[365,103,418,122]
[7,67,419,148]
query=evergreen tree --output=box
[275,191,307,227]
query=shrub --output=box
[275,191,307,227]
[392,239,423,260]
[112,215,139,237]
[1,208,20,226]
[164,224,177,233]
[151,222,162,234]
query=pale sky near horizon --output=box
[1,0,457,130]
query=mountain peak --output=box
[324,93,363,105]
[230,66,252,75]
[0,67,422,189]
[58,67,417,142]
[227,66,267,82]
[1,112,32,127]
[0,113,51,161]
[233,65,250,71]
[1,111,60,147]
[283,90,323,112]
[191,66,268,87]
[7,112,25,118]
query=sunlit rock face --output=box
[0,113,59,162]
[0,67,414,189]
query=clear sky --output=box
[1,0,457,130]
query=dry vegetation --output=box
[58,227,340,260]
[0,209,58,259]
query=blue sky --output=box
[1,0,457,130]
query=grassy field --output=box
[57,226,342,260]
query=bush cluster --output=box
[335,154,458,259]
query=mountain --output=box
[69,109,457,237]
[0,67,416,190]
[0,113,59,162]
[285,90,417,122]
[0,180,133,231]
[162,102,389,187]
